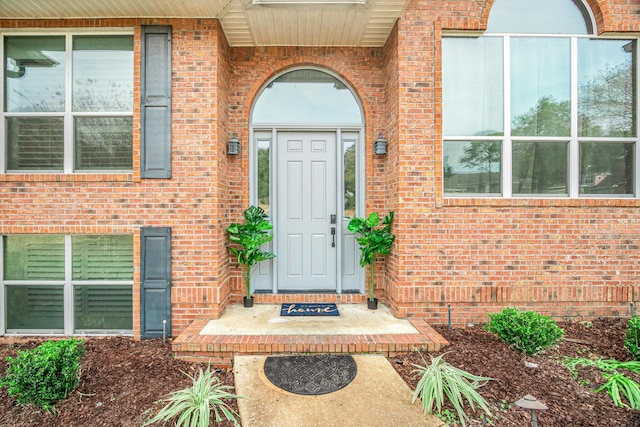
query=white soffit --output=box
[0,0,408,47]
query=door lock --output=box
[330,214,337,224]
[331,227,336,247]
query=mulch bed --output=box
[0,336,238,427]
[1,318,640,426]
[392,318,640,426]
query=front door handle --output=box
[331,227,336,247]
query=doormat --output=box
[280,303,339,316]
[264,355,357,395]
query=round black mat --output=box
[263,355,357,396]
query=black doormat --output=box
[280,303,339,316]
[264,355,357,396]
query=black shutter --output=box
[140,227,171,339]
[141,26,172,178]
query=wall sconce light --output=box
[374,132,387,155]
[228,132,240,155]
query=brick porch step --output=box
[172,317,448,366]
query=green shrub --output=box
[143,366,241,427]
[1,338,85,412]
[625,316,640,359]
[485,307,564,355]
[563,357,640,409]
[412,353,493,427]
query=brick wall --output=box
[0,18,229,336]
[382,23,401,311]
[216,23,233,315]
[386,0,640,325]
[1,0,639,337]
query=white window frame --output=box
[1,234,134,336]
[443,33,639,199]
[0,30,134,174]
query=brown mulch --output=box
[0,337,238,427]
[1,318,640,426]
[392,318,640,426]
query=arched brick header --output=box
[583,0,604,33]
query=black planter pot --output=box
[367,298,378,310]
[243,296,254,308]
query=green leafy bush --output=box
[598,373,640,409]
[563,357,640,409]
[1,338,85,412]
[485,307,564,355]
[347,211,395,301]
[143,366,241,427]
[412,352,493,427]
[227,205,276,299]
[625,316,640,359]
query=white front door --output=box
[276,131,337,291]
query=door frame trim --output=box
[249,125,365,294]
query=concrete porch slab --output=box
[234,354,445,427]
[199,303,420,335]
[172,304,449,365]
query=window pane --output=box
[580,143,633,195]
[513,142,568,194]
[252,69,362,124]
[74,117,133,170]
[74,285,133,330]
[511,38,571,137]
[443,37,503,136]
[6,117,64,170]
[487,0,589,34]
[6,285,64,330]
[579,39,636,137]
[444,141,501,194]
[4,235,65,280]
[257,139,270,216]
[72,235,133,280]
[4,36,65,112]
[72,36,134,112]
[343,139,356,217]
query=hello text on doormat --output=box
[280,303,340,316]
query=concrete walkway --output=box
[234,354,445,427]
[174,303,449,425]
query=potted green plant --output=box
[227,206,276,307]
[347,211,395,309]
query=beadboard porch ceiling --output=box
[1,0,408,47]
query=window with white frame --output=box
[443,0,637,197]
[2,34,133,172]
[2,235,133,334]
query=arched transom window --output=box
[252,69,362,125]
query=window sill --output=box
[442,197,640,208]
[0,173,134,182]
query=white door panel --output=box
[277,132,337,291]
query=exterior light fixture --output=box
[374,132,387,155]
[228,132,240,155]
[515,394,548,427]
